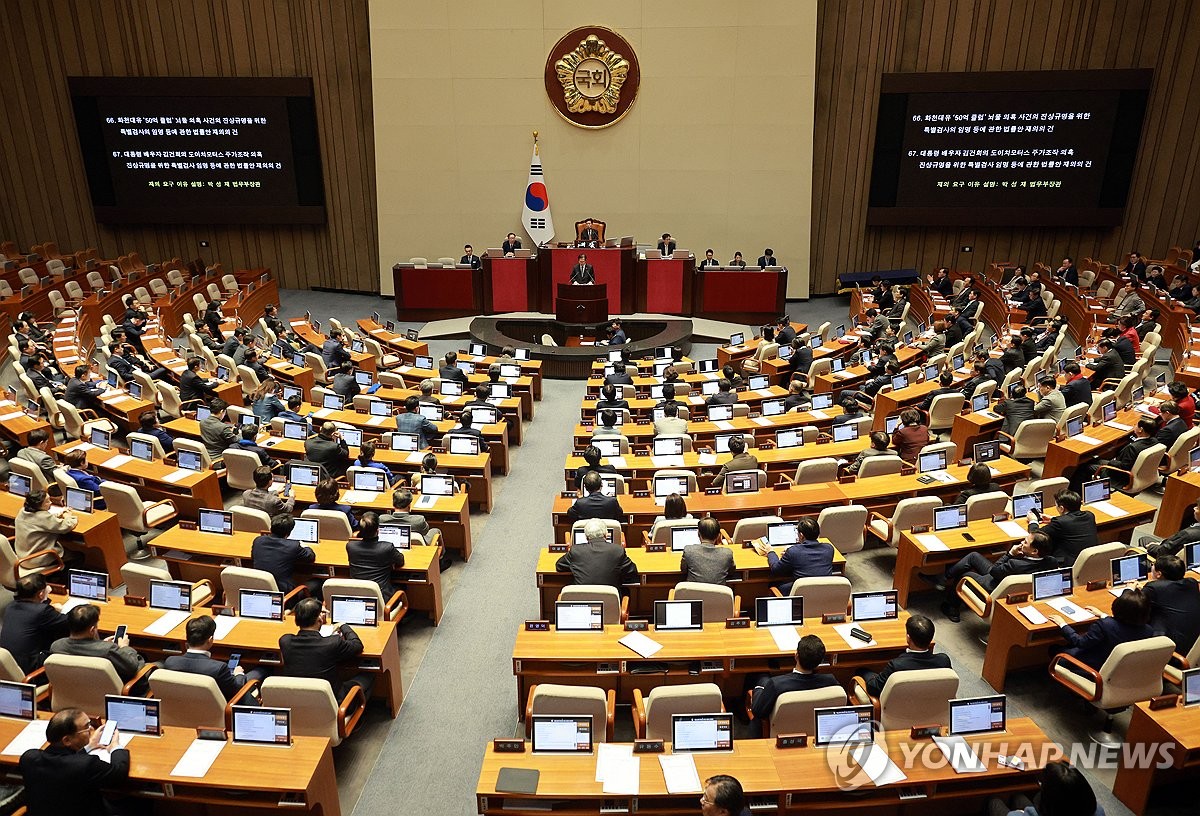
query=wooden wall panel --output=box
[0,0,377,293]
[812,0,1200,294]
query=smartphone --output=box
[962,533,975,542]
[113,625,128,642]
[227,653,241,671]
[99,718,118,747]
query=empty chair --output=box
[1071,542,1129,586]
[149,278,169,296]
[206,282,223,303]
[120,562,213,606]
[222,448,263,492]
[173,438,217,469]
[670,581,739,622]
[222,273,239,293]
[854,668,959,731]
[301,508,355,541]
[817,505,868,554]
[741,341,779,374]
[322,577,407,622]
[867,497,942,548]
[44,654,155,713]
[0,647,49,700]
[55,399,116,441]
[965,491,1009,521]
[0,533,64,586]
[156,381,188,418]
[167,268,186,287]
[918,440,957,461]
[99,482,178,553]
[998,418,1056,460]
[525,684,616,742]
[1162,427,1200,474]
[232,506,272,534]
[9,458,51,495]
[259,677,365,747]
[632,683,723,739]
[926,393,964,435]
[779,576,852,617]
[558,585,627,624]
[957,573,1035,624]
[732,515,784,545]
[757,685,848,737]
[792,457,840,485]
[646,517,698,546]
[149,669,258,729]
[857,455,904,479]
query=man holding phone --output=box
[20,707,132,815]
[49,604,150,694]
[164,615,262,700]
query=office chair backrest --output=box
[149,669,227,730]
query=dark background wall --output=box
[0,0,377,292]
[811,0,1200,293]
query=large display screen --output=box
[68,77,325,224]
[867,69,1151,227]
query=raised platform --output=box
[468,316,693,379]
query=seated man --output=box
[603,361,634,386]
[918,371,961,415]
[710,435,758,489]
[1049,587,1155,672]
[234,424,277,467]
[243,465,294,515]
[1060,361,1092,407]
[555,517,638,588]
[347,511,405,599]
[856,614,952,698]
[180,356,219,404]
[277,395,308,424]
[591,409,623,440]
[395,395,439,450]
[380,489,443,554]
[62,364,105,413]
[164,615,257,699]
[706,378,737,407]
[279,597,373,699]
[1140,499,1200,558]
[654,402,688,436]
[330,362,360,401]
[566,471,624,522]
[595,384,629,411]
[19,707,131,816]
[305,421,352,478]
[751,516,833,595]
[446,410,489,452]
[51,604,148,693]
[1143,555,1200,656]
[15,428,58,484]
[680,517,733,585]
[937,531,1052,622]
[1027,489,1096,567]
[0,574,68,672]
[847,431,891,475]
[139,410,176,453]
[1073,416,1160,490]
[749,635,841,724]
[199,398,238,462]
[1032,375,1066,425]
[438,350,469,384]
[573,445,616,490]
[251,513,318,596]
[996,383,1035,438]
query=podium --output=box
[555,283,608,325]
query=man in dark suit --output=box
[460,244,481,269]
[26,356,63,396]
[330,363,361,401]
[699,249,720,269]
[706,378,737,407]
[163,615,253,699]
[603,361,634,386]
[1089,339,1124,387]
[1054,256,1079,285]
[606,319,627,345]
[566,471,624,522]
[937,531,1053,622]
[62,364,105,413]
[279,597,372,699]
[445,410,489,452]
[502,233,522,256]
[711,436,759,489]
[0,574,67,672]
[858,615,953,698]
[749,635,841,723]
[656,233,676,256]
[774,318,796,346]
[321,329,352,369]
[121,313,149,354]
[578,220,600,245]
[251,513,316,595]
[234,424,277,467]
[573,445,618,490]
[1135,308,1160,341]
[1142,499,1200,558]
[305,421,352,478]
[555,517,638,587]
[1155,401,1188,451]
[757,248,777,268]
[1027,489,1096,567]
[1050,587,1155,670]
[751,517,834,595]
[1143,555,1200,655]
[180,356,219,404]
[20,707,132,816]
[996,384,1036,437]
[1122,251,1147,281]
[959,289,983,322]
[595,384,629,412]
[569,253,596,284]
[1074,417,1160,490]
[346,511,405,598]
[380,490,442,548]
[439,350,470,384]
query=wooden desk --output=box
[354,318,432,366]
[509,615,911,710]
[0,719,341,815]
[289,318,376,373]
[1113,701,1200,814]
[477,719,1054,816]
[569,405,848,449]
[371,385,524,446]
[150,525,445,625]
[1041,408,1146,481]
[581,387,788,422]
[386,361,536,419]
[1154,470,1200,537]
[715,323,806,369]
[0,398,52,447]
[0,492,125,584]
[950,407,1004,459]
[812,346,925,394]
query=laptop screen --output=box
[814,705,874,746]
[148,580,191,611]
[572,528,614,546]
[329,595,378,626]
[128,381,143,400]
[811,393,834,410]
[415,355,434,370]
[554,601,604,632]
[339,428,362,448]
[65,487,94,513]
[321,393,343,410]
[289,463,321,486]
[748,375,770,390]
[891,373,909,390]
[177,449,203,471]
[832,423,859,443]
[291,517,319,544]
[499,364,521,379]
[933,504,968,532]
[379,524,411,549]
[971,393,989,412]
[885,415,901,434]
[514,348,530,360]
[469,342,486,357]
[776,429,803,449]
[390,432,419,452]
[455,361,475,375]
[654,346,673,361]
[726,471,759,494]
[729,333,744,347]
[672,713,734,753]
[953,353,965,369]
[104,695,161,736]
[439,380,463,397]
[701,381,720,396]
[1102,401,1117,421]
[948,695,1007,736]
[470,407,499,425]
[417,404,443,421]
[198,509,232,535]
[1065,416,1084,437]
[489,382,512,399]
[714,434,740,454]
[762,399,785,417]
[598,475,619,498]
[918,450,947,473]
[708,404,733,421]
[669,525,701,552]
[591,438,620,458]
[1187,541,1200,571]
[0,681,35,720]
[1110,554,1149,586]
[231,706,290,746]
[1032,567,1073,601]
[1082,478,1110,505]
[654,475,690,498]
[767,521,800,547]
[851,590,898,621]
[90,427,112,449]
[421,474,455,496]
[283,421,308,440]
[1184,668,1200,707]
[755,596,804,627]
[352,470,386,492]
[447,435,479,456]
[68,570,108,601]
[697,359,718,373]
[1012,491,1043,519]
[653,600,703,630]
[239,589,284,620]
[973,440,1000,462]
[530,715,593,754]
[129,437,154,461]
[369,400,392,417]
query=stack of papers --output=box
[995,520,1028,538]
[342,490,379,504]
[809,410,829,420]
[1072,433,1102,446]
[915,533,948,552]
[932,736,987,773]
[607,456,627,469]
[1017,606,1049,625]
[850,743,908,786]
[0,411,25,422]
[170,739,227,777]
[105,454,133,468]
[926,471,957,484]
[833,622,876,649]
[697,453,717,466]
[1,720,48,756]
[162,469,193,483]
[144,610,191,636]
[756,388,774,397]
[618,631,663,658]
[596,744,640,794]
[768,625,801,652]
[413,495,438,509]
[1103,420,1133,432]
[651,455,685,468]
[657,754,701,794]
[712,420,734,431]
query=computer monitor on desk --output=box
[755,596,803,627]
[653,600,703,631]
[669,525,700,552]
[239,589,284,620]
[852,590,898,621]
[948,695,1007,736]
[814,705,874,746]
[104,695,161,736]
[379,524,411,549]
[232,706,291,746]
[708,404,733,422]
[776,428,803,449]
[726,471,759,494]
[291,517,320,545]
[1183,668,1200,707]
[832,423,859,443]
[64,487,94,514]
[283,421,308,441]
[554,601,604,632]
[654,475,690,503]
[933,504,968,532]
[289,463,321,486]
[811,393,834,410]
[1110,553,1149,586]
[672,713,733,753]
[420,474,455,496]
[973,440,1000,463]
[1012,491,1042,519]
[0,681,35,720]
[530,715,593,754]
[198,509,232,535]
[766,521,800,547]
[1082,478,1111,506]
[148,580,192,611]
[329,595,378,626]
[68,570,108,603]
[918,450,948,473]
[1032,567,1072,601]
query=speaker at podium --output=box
[555,282,608,325]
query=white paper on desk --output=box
[319,624,336,637]
[212,616,242,640]
[104,454,133,468]
[809,409,829,419]
[602,755,640,795]
[1017,605,1048,625]
[751,416,773,426]
[0,411,25,422]
[688,395,704,405]
[596,742,634,782]
[1103,420,1133,431]
[397,365,411,373]
[1,720,47,756]
[1186,366,1200,374]
[769,625,801,652]
[93,731,137,764]
[313,407,335,419]
[1045,596,1095,622]
[162,469,192,483]
[697,452,717,466]
[367,415,389,426]
[851,743,907,786]
[933,736,987,773]
[651,455,685,468]
[658,753,702,794]
[607,455,627,469]
[69,442,95,452]
[144,610,190,636]
[618,630,663,658]
[833,622,876,649]
[916,533,948,551]
[342,490,377,504]
[756,388,774,397]
[704,372,720,381]
[414,494,438,509]
[170,738,227,777]
[402,451,424,464]
[1073,434,1102,446]
[60,597,93,614]
[1089,500,1127,518]
[712,420,734,430]
[931,471,958,484]
[996,520,1028,539]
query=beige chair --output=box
[558,585,628,625]
[127,431,171,462]
[1049,636,1175,742]
[867,497,942,548]
[926,393,964,435]
[304,351,329,383]
[0,534,64,586]
[55,399,117,441]
[220,565,308,608]
[591,435,631,455]
[1070,542,1130,586]
[918,440,957,461]
[756,686,848,737]
[172,437,217,470]
[644,517,698,546]
[1097,443,1166,495]
[222,448,264,492]
[742,342,779,374]
[1164,636,1200,688]
[670,582,739,622]
[323,577,407,623]
[99,482,178,550]
[237,365,263,398]
[632,683,724,739]
[857,455,904,479]
[853,667,959,731]
[1023,477,1069,513]
[965,491,1010,521]
[998,418,1056,460]
[1161,427,1200,474]
[525,684,616,742]
[149,669,258,729]
[301,508,355,541]
[1057,402,1088,432]
[957,573,1035,626]
[155,381,188,418]
[0,647,49,702]
[120,562,214,606]
[817,505,868,554]
[731,515,784,545]
[569,519,624,548]
[259,677,365,747]
[791,457,840,485]
[9,458,52,495]
[44,654,156,713]
[778,576,852,617]
[654,434,694,453]
[232,506,272,534]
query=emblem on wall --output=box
[545,27,640,129]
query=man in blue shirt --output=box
[395,395,439,449]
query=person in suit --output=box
[50,604,147,689]
[1060,362,1093,408]
[280,597,372,699]
[927,267,954,297]
[330,363,360,401]
[605,319,627,345]
[989,762,1101,816]
[1050,587,1156,671]
[890,408,930,463]
[773,317,796,346]
[203,299,225,338]
[394,395,440,451]
[277,395,308,424]
[918,371,961,416]
[749,635,841,723]
[380,490,442,550]
[1027,489,1096,567]
[438,350,469,385]
[15,490,81,572]
[938,531,1053,622]
[1143,555,1200,655]
[1155,401,1188,451]
[1089,338,1124,387]
[728,251,747,269]
[952,462,1002,505]
[163,615,253,699]
[252,512,318,596]
[460,244,481,269]
[26,355,64,396]
[1032,376,1066,425]
[1122,251,1147,281]
[178,356,217,405]
[699,248,720,269]
[757,248,777,268]
[1135,308,1160,341]
[711,436,758,489]
[569,253,596,284]
[1033,317,1062,353]
[243,465,294,516]
[233,424,277,467]
[446,410,489,452]
[706,378,738,407]
[752,517,834,595]
[566,471,624,522]
[1169,274,1194,300]
[578,220,600,245]
[312,479,358,535]
[1054,256,1079,286]
[995,383,1036,438]
[858,615,953,697]
[555,517,638,588]
[786,338,814,381]
[199,398,237,461]
[62,449,106,509]
[650,403,686,437]
[222,327,249,364]
[679,517,734,584]
[914,319,946,357]
[121,313,149,355]
[1141,499,1200,558]
[590,409,623,440]
[19,707,132,816]
[321,329,352,369]
[595,384,629,412]
[846,431,891,475]
[61,364,104,412]
[603,361,634,386]
[346,511,405,599]
[1111,283,1146,319]
[1022,292,1048,323]
[502,233,522,256]
[656,233,676,256]
[1073,417,1160,490]
[0,574,68,672]
[573,445,617,490]
[305,422,352,478]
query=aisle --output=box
[352,378,584,815]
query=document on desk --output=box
[1103,420,1133,432]
[751,416,774,426]
[915,533,948,551]
[618,630,663,658]
[927,471,957,484]
[405,452,425,464]
[607,455,627,469]
[342,490,378,504]
[104,454,134,468]
[1072,434,1102,446]
[658,753,702,794]
[688,395,704,405]
[1017,605,1049,625]
[756,388,774,397]
[1,719,48,755]
[93,732,137,764]
[144,610,191,636]
[697,452,717,466]
[833,622,876,649]
[768,625,801,652]
[595,742,633,782]
[1087,500,1127,518]
[596,744,640,794]
[1045,597,1096,623]
[808,409,829,420]
[996,520,1028,539]
[212,615,242,640]
[162,468,193,483]
[712,420,734,430]
[170,738,227,777]
[932,736,987,773]
[0,411,25,422]
[367,415,389,426]
[651,455,685,468]
[850,742,907,786]
[60,597,94,614]
[312,407,335,419]
[414,494,438,509]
